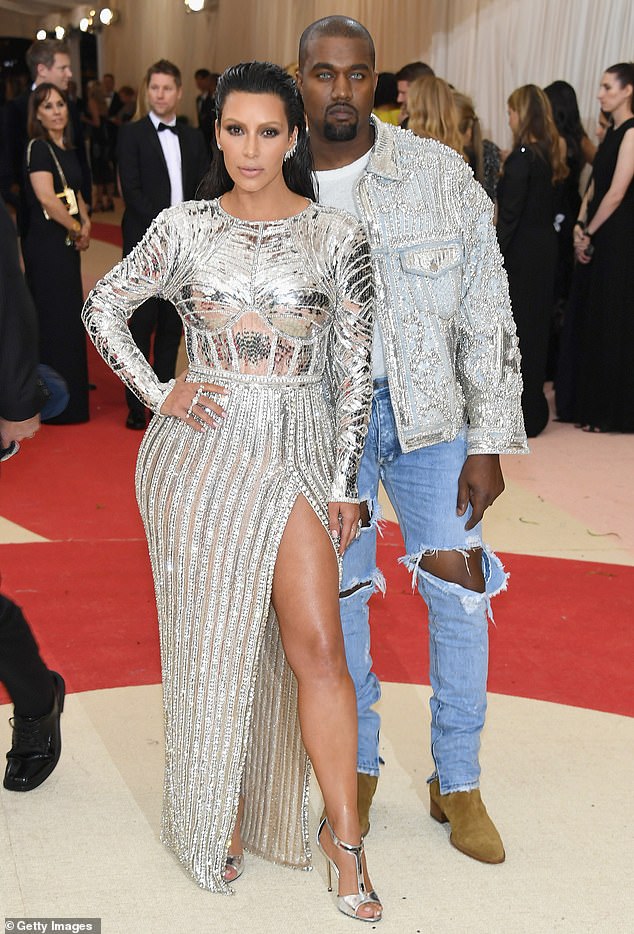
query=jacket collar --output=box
[366,114,403,182]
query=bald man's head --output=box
[298,16,375,70]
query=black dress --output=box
[497,144,557,437]
[573,118,634,432]
[22,138,89,424]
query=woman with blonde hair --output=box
[496,84,568,437]
[453,90,501,200]
[407,75,464,156]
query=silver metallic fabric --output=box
[82,199,373,892]
[351,116,527,456]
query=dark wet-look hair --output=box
[197,61,315,201]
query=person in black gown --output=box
[543,81,596,384]
[22,83,91,424]
[571,63,634,433]
[496,84,569,437]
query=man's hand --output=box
[0,414,41,447]
[456,453,505,531]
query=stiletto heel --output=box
[317,817,382,923]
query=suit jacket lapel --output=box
[144,115,169,178]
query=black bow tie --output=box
[157,122,178,134]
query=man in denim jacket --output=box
[298,16,528,863]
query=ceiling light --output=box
[36,29,47,40]
[55,25,65,39]
[185,0,205,11]
[79,17,90,31]
[99,8,113,25]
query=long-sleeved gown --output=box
[82,198,374,892]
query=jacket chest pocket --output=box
[399,241,463,319]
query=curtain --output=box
[9,0,630,144]
[433,0,634,147]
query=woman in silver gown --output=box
[83,63,382,921]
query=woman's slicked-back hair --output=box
[197,61,315,201]
[605,62,634,94]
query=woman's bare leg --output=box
[271,495,380,919]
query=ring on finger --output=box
[186,384,204,419]
[354,519,362,540]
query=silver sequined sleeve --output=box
[457,173,527,454]
[82,208,190,413]
[327,222,374,502]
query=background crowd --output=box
[1,39,631,439]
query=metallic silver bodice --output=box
[83,199,374,500]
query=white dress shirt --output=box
[149,111,183,206]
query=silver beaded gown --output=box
[82,198,374,893]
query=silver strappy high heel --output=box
[223,853,244,882]
[317,817,382,923]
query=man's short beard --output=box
[323,119,359,142]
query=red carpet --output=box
[89,221,123,248]
[1,347,632,717]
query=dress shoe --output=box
[4,671,65,792]
[320,772,378,839]
[125,412,147,430]
[429,778,505,863]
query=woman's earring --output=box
[217,143,222,151]
[284,139,297,162]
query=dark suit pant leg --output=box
[0,594,54,718]
[154,299,183,383]
[125,298,160,417]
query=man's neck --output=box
[151,111,176,124]
[310,123,375,171]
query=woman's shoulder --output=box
[26,137,54,170]
[303,201,366,240]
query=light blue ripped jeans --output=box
[340,379,507,793]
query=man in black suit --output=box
[117,59,210,429]
[194,68,218,158]
[102,72,122,174]
[3,39,92,233]
[0,199,65,792]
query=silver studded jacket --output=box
[355,117,528,455]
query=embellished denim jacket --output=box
[354,117,528,456]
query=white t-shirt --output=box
[315,152,386,380]
[149,111,183,206]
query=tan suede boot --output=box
[320,773,378,838]
[429,778,505,863]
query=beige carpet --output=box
[1,682,633,934]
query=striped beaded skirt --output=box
[135,367,338,893]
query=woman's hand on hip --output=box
[160,378,229,432]
[328,501,361,555]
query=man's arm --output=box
[0,201,43,443]
[117,122,163,227]
[456,166,528,458]
[454,165,528,523]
